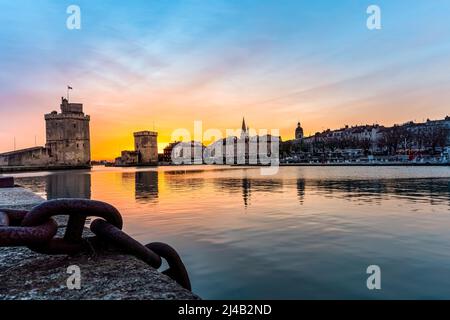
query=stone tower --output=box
[134,131,158,165]
[44,97,91,167]
[295,122,304,140]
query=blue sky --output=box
[0,0,449,158]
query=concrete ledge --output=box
[0,187,45,209]
[0,247,199,300]
[0,188,200,300]
[0,165,91,173]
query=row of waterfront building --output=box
[161,117,450,165]
[1,97,449,171]
[284,117,450,163]
[294,117,450,150]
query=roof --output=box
[0,147,45,157]
[134,131,157,136]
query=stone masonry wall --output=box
[45,112,90,166]
[134,131,158,165]
[0,147,50,167]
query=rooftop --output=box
[0,146,45,157]
[134,131,158,136]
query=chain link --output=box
[0,199,191,291]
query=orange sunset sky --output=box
[1,1,450,160]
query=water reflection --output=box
[46,172,91,199]
[13,170,450,208]
[212,177,286,206]
[242,178,251,207]
[10,166,450,299]
[210,176,450,207]
[297,178,305,204]
[164,171,205,192]
[135,171,159,203]
[310,178,450,205]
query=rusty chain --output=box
[0,199,191,291]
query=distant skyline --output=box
[1,1,450,160]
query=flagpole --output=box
[67,86,70,102]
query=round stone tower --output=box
[134,131,158,165]
[44,97,91,167]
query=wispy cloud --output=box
[1,0,449,159]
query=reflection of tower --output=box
[297,178,305,204]
[242,177,251,207]
[295,122,304,140]
[46,172,91,199]
[135,171,159,203]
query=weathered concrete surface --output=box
[0,187,44,209]
[0,247,199,300]
[0,187,199,300]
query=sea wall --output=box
[0,147,50,167]
[0,165,91,173]
[0,186,199,300]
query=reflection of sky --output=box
[1,1,450,160]
[11,166,450,298]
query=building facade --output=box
[162,141,180,163]
[134,131,158,165]
[202,118,280,165]
[45,98,91,166]
[281,116,450,162]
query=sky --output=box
[0,0,450,160]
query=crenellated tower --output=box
[134,131,158,165]
[44,97,91,167]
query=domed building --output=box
[295,122,304,140]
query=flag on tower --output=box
[67,85,73,102]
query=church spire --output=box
[242,117,247,133]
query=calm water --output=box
[10,165,450,299]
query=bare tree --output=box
[423,126,449,153]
